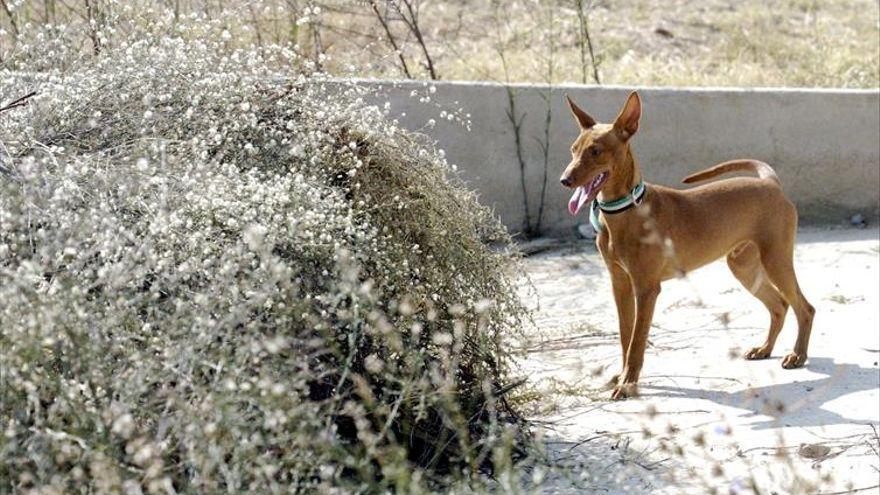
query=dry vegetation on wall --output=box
[1,0,877,88]
[0,7,532,493]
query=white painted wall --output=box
[363,80,880,236]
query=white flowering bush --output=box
[0,12,527,493]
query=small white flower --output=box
[364,354,383,374]
[112,413,135,439]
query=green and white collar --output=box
[589,181,647,232]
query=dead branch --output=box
[0,0,18,37]
[369,0,413,78]
[0,91,37,115]
[85,0,102,55]
[395,0,438,79]
[574,0,601,84]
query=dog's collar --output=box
[589,181,647,232]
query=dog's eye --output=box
[590,147,601,156]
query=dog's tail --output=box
[682,159,780,186]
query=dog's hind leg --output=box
[759,242,815,369]
[727,241,789,360]
[755,209,815,368]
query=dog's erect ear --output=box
[565,94,596,130]
[613,91,641,140]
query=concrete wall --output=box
[363,80,880,236]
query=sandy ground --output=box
[517,227,880,494]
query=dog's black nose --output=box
[560,177,573,187]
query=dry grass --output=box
[414,0,880,88]
[1,1,876,88]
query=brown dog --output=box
[560,91,815,400]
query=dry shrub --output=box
[0,11,527,493]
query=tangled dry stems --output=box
[0,10,528,494]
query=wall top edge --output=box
[343,77,880,96]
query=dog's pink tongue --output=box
[568,185,590,215]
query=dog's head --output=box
[560,91,641,215]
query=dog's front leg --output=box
[611,283,660,400]
[607,263,634,388]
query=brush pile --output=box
[0,12,526,493]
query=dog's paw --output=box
[781,352,807,369]
[602,373,621,391]
[744,346,772,360]
[610,382,638,400]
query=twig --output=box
[534,2,554,233]
[494,377,527,397]
[0,91,38,115]
[248,3,264,47]
[643,373,744,383]
[868,424,879,456]
[574,0,601,84]
[369,0,413,78]
[535,103,551,234]
[611,409,712,415]
[566,432,618,451]
[310,9,324,70]
[630,456,669,471]
[0,0,18,38]
[815,485,880,495]
[503,86,533,236]
[490,4,532,236]
[397,0,438,79]
[84,0,103,55]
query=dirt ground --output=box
[517,227,880,494]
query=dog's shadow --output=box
[643,357,879,430]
